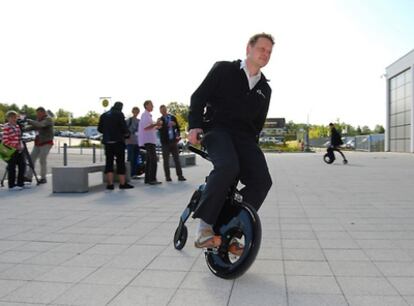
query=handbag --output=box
[0,142,16,161]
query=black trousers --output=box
[144,143,157,183]
[193,129,273,225]
[7,151,26,188]
[104,142,126,174]
[161,142,183,179]
[327,146,346,160]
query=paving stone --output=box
[337,276,400,296]
[1,152,414,305]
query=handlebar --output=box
[188,146,210,161]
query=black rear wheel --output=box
[205,201,261,279]
[323,153,334,164]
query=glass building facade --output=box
[386,49,414,153]
[389,69,412,152]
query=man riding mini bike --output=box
[324,123,348,164]
[177,33,275,278]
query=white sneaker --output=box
[9,186,23,191]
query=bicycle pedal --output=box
[204,247,219,254]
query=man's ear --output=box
[246,44,251,57]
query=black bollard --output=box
[63,143,68,166]
[92,144,96,163]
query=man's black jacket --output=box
[158,114,180,145]
[189,60,271,138]
[331,127,343,147]
[98,107,129,144]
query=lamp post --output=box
[304,113,311,152]
[68,113,72,147]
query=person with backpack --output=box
[98,101,134,190]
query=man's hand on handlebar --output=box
[188,128,203,145]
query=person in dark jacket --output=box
[158,105,186,182]
[327,122,345,162]
[188,33,274,249]
[98,101,134,190]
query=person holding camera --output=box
[98,101,134,190]
[2,111,26,190]
[24,107,54,184]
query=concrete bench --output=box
[52,164,130,193]
[168,153,196,168]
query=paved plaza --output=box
[1,151,414,305]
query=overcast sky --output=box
[1,0,413,128]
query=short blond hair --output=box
[248,33,275,46]
[5,110,18,119]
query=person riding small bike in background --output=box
[327,122,344,161]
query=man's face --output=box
[146,102,153,112]
[132,109,140,117]
[247,37,273,68]
[160,106,167,116]
[8,115,17,124]
[36,110,45,120]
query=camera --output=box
[16,118,27,127]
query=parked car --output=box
[72,132,86,138]
[22,131,36,142]
[59,130,75,137]
[345,139,355,149]
[89,133,102,141]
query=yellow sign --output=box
[102,99,109,108]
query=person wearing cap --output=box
[2,110,26,190]
[98,101,134,190]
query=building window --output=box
[389,68,412,152]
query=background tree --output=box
[54,109,73,126]
[373,124,385,134]
[1,102,20,123]
[20,105,37,119]
[167,102,189,131]
[84,111,100,126]
[361,125,372,135]
[309,125,329,138]
[56,108,72,118]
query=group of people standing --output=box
[98,100,186,190]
